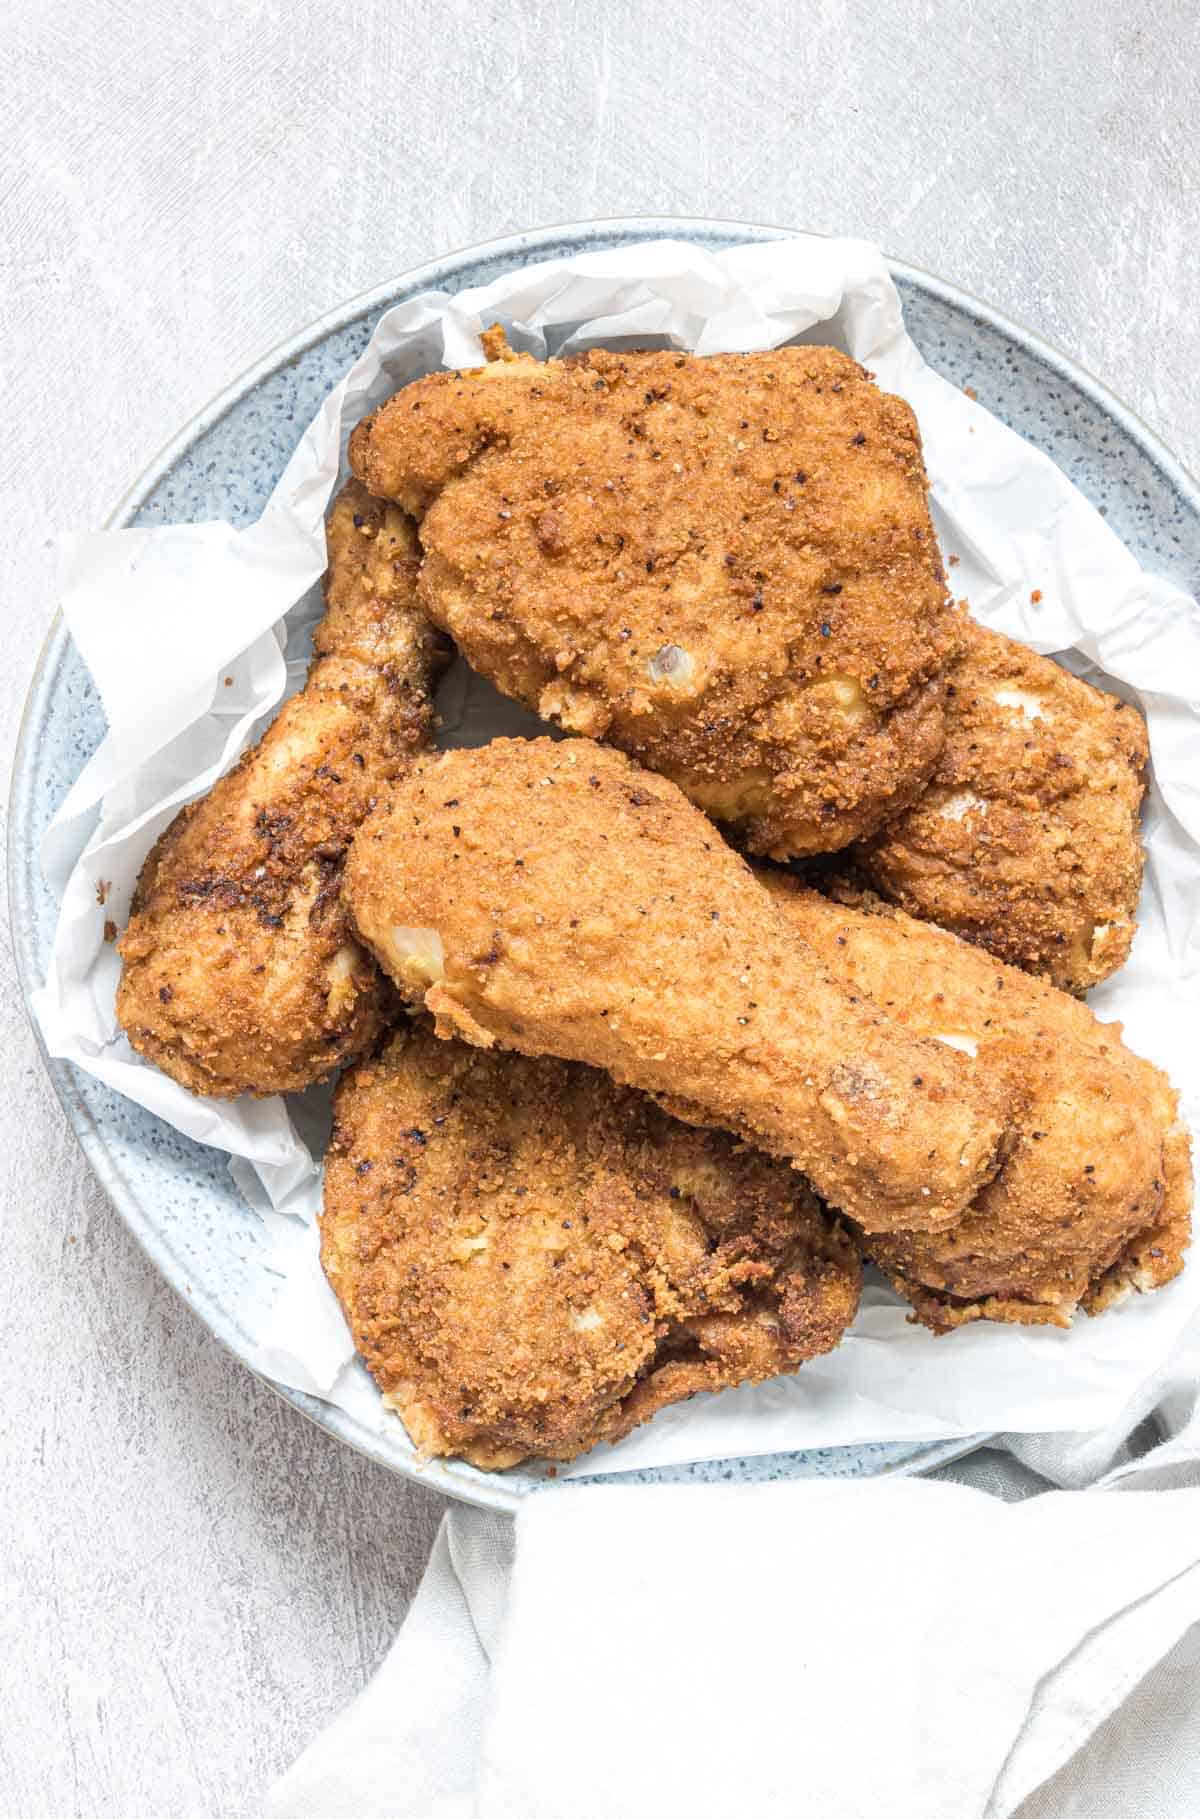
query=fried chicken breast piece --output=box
[763,873,1191,1330]
[321,1021,861,1469]
[349,336,958,857]
[116,480,451,1096]
[853,615,1148,992]
[341,737,1015,1234]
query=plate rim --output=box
[15,213,1199,1511]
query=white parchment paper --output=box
[33,235,1200,1476]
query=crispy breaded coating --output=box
[321,1022,861,1469]
[854,615,1148,992]
[342,737,1015,1234]
[349,337,958,857]
[116,480,450,1096]
[763,873,1191,1330]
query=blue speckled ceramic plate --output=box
[13,219,1200,1513]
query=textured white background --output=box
[3,2,1199,1814]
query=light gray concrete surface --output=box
[2,1,1198,1813]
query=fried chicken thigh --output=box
[342,737,1015,1233]
[349,336,958,857]
[764,874,1190,1329]
[854,616,1148,992]
[116,480,450,1096]
[322,1022,860,1468]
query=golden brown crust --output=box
[116,480,451,1096]
[321,1022,860,1468]
[342,736,1016,1234]
[349,339,958,857]
[854,615,1148,992]
[762,872,1191,1330]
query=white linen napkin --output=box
[268,1336,1200,1819]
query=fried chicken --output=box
[322,1021,860,1469]
[763,873,1191,1330]
[116,480,450,1096]
[341,737,1015,1233]
[853,615,1148,992]
[349,334,958,857]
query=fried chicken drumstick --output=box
[764,875,1190,1329]
[853,616,1148,992]
[342,737,1015,1233]
[322,1022,861,1468]
[116,480,450,1095]
[349,335,959,857]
